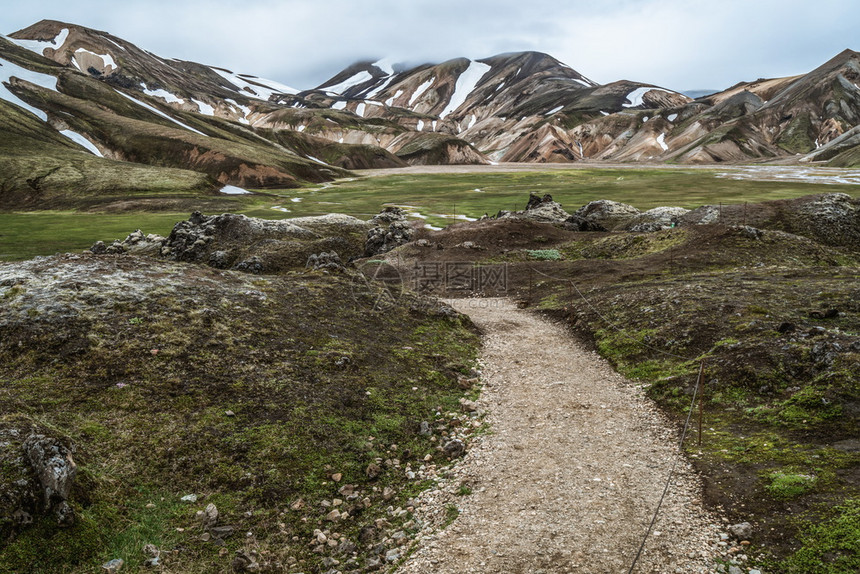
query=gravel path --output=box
[397,298,736,574]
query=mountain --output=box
[294,50,860,165]
[1,19,859,209]
[292,51,691,163]
[0,20,403,208]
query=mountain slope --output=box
[0,21,405,207]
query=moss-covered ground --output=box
[0,255,480,573]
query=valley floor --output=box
[359,162,860,186]
[397,299,739,574]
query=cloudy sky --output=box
[4,0,859,92]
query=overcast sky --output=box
[4,0,859,92]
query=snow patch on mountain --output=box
[60,129,103,156]
[355,102,366,117]
[622,87,653,108]
[385,90,403,106]
[439,61,491,119]
[365,76,393,99]
[117,90,207,135]
[545,105,564,115]
[141,83,184,104]
[74,48,117,72]
[332,100,347,110]
[9,28,69,56]
[0,56,60,120]
[657,133,668,151]
[324,70,373,94]
[409,77,435,106]
[192,98,215,116]
[211,67,297,100]
[225,98,252,125]
[373,58,395,75]
[417,120,424,131]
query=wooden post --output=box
[697,360,705,446]
[528,266,533,303]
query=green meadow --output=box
[2,167,858,261]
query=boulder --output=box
[2,422,78,535]
[306,251,345,271]
[625,206,689,232]
[24,434,78,527]
[365,209,413,256]
[503,193,571,223]
[573,200,641,231]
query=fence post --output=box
[697,360,705,446]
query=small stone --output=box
[102,559,124,573]
[728,522,752,540]
[459,399,478,412]
[366,463,382,479]
[224,410,235,417]
[180,494,197,503]
[202,503,218,528]
[325,509,341,521]
[385,549,400,562]
[331,472,343,482]
[290,499,305,511]
[442,439,466,459]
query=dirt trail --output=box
[397,298,729,574]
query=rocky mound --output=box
[626,206,689,232]
[678,192,860,247]
[0,252,480,573]
[92,211,373,273]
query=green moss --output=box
[527,249,562,261]
[766,470,817,500]
[753,386,844,428]
[778,500,860,573]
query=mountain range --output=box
[1,19,859,208]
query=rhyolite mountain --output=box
[2,19,859,208]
